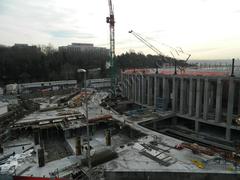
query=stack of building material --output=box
[133,143,176,166]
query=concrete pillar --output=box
[120,72,123,96]
[38,148,45,167]
[131,74,135,102]
[132,75,135,101]
[209,83,215,111]
[147,76,153,106]
[136,75,139,103]
[180,78,185,114]
[127,74,131,100]
[226,78,235,141]
[127,74,130,100]
[138,75,141,103]
[147,76,150,105]
[131,75,135,101]
[196,78,203,118]
[134,75,138,102]
[195,120,199,133]
[75,136,82,155]
[105,129,111,146]
[215,79,223,122]
[142,76,146,104]
[163,77,169,111]
[188,78,194,116]
[172,77,177,112]
[203,79,209,120]
[154,75,159,108]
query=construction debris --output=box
[68,91,92,108]
[0,148,34,175]
[175,143,215,156]
[191,160,205,169]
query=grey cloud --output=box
[48,30,95,39]
[0,0,92,41]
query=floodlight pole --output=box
[77,69,91,179]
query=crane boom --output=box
[129,30,191,74]
[129,30,163,57]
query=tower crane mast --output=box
[106,0,116,92]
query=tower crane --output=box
[129,30,164,59]
[129,30,169,73]
[129,30,190,74]
[106,0,116,93]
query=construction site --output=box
[1,0,240,180]
[1,65,240,179]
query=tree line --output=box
[0,45,186,85]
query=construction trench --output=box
[0,78,240,179]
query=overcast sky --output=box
[0,0,240,60]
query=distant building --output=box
[12,43,41,51]
[5,80,77,94]
[13,43,29,47]
[86,78,111,89]
[59,43,109,55]
[18,80,77,94]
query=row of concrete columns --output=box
[122,73,238,141]
[122,74,170,110]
